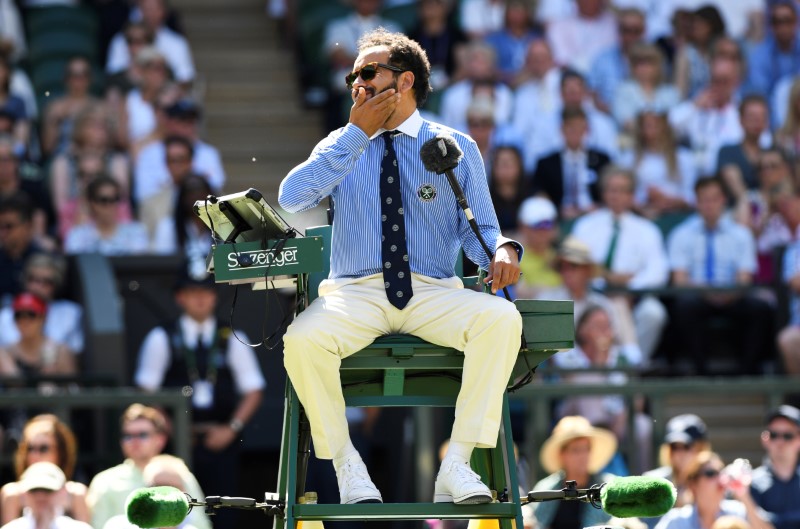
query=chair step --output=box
[292,502,519,521]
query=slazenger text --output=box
[228,248,299,269]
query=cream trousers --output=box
[283,273,523,459]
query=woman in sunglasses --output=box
[654,451,774,529]
[63,175,148,256]
[0,292,75,380]
[0,414,89,524]
[0,254,84,354]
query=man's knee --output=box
[484,298,523,333]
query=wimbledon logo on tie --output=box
[226,247,299,270]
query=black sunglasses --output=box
[27,444,53,454]
[767,430,797,441]
[345,62,404,89]
[121,431,153,442]
[14,310,40,321]
[697,468,721,479]
[91,195,121,205]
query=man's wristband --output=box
[229,418,244,434]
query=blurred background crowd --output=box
[0,0,797,529]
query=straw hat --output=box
[539,416,618,474]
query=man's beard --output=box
[364,79,398,99]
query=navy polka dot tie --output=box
[380,131,413,309]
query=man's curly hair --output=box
[357,28,432,108]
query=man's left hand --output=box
[484,243,521,293]
[204,424,237,452]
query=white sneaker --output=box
[433,458,493,504]
[336,456,383,504]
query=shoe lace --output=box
[339,459,373,489]
[448,460,484,485]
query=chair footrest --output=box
[292,502,519,521]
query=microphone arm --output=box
[185,493,285,518]
[524,480,605,508]
[437,163,512,301]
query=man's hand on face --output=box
[349,87,401,137]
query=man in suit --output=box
[531,107,611,219]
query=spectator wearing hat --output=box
[0,415,89,525]
[644,414,711,524]
[749,405,800,529]
[133,98,224,208]
[539,236,641,358]
[530,416,617,529]
[655,451,774,529]
[0,254,83,354]
[63,176,149,256]
[134,262,264,529]
[571,166,669,366]
[87,404,210,529]
[515,196,561,299]
[550,304,650,474]
[0,293,75,379]
[0,462,92,529]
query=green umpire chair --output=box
[274,225,574,529]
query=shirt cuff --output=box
[339,123,370,155]
[496,236,523,262]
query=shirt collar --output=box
[180,314,215,344]
[370,110,423,140]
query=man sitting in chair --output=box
[278,28,523,505]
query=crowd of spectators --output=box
[0,1,796,528]
[0,2,258,529]
[0,0,220,365]
[308,0,800,380]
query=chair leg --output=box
[275,381,303,529]
[296,409,312,502]
[498,395,523,529]
[470,394,522,529]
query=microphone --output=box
[126,486,190,528]
[527,476,676,519]
[419,135,514,302]
[419,135,470,218]
[600,476,676,519]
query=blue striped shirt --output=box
[278,110,518,280]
